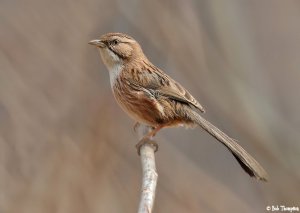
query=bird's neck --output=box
[108,56,150,87]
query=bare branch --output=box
[137,127,158,213]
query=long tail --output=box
[188,110,268,181]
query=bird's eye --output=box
[111,39,119,45]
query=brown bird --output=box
[89,32,268,181]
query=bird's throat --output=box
[108,63,122,88]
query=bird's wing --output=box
[126,65,205,112]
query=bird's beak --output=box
[88,39,105,48]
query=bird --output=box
[88,32,268,181]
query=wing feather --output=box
[125,63,205,112]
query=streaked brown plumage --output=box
[89,32,268,181]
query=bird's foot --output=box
[135,137,158,155]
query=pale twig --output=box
[137,126,158,213]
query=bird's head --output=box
[89,33,144,70]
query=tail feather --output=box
[188,110,269,181]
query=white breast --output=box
[108,64,122,87]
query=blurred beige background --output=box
[1,0,300,212]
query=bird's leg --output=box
[133,122,141,133]
[135,125,165,155]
